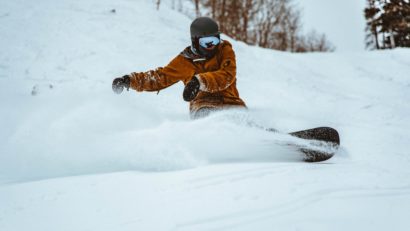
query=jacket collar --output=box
[180,46,206,62]
[180,40,224,62]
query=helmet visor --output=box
[199,36,220,50]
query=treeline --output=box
[160,0,335,52]
[365,0,410,49]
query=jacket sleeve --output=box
[196,42,237,93]
[129,55,196,92]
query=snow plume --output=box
[1,109,312,183]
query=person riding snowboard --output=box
[112,17,246,119]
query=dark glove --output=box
[183,76,200,101]
[112,75,131,94]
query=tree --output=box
[381,0,410,48]
[194,0,200,17]
[296,30,335,52]
[365,0,381,49]
[364,0,410,49]
[252,0,289,48]
[284,7,302,52]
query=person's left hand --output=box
[183,76,200,101]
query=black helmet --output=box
[190,17,221,59]
[190,17,220,38]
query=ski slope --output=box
[1,0,410,230]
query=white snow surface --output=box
[1,0,410,230]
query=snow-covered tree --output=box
[365,0,410,49]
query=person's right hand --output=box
[112,75,131,94]
[183,76,200,101]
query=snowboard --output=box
[289,127,340,162]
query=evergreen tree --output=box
[381,0,410,48]
[364,0,410,49]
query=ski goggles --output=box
[199,36,220,49]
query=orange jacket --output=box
[129,40,246,115]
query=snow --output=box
[1,0,410,230]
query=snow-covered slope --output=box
[1,0,410,230]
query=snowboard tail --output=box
[289,127,340,162]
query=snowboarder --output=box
[112,17,247,119]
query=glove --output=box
[112,75,131,94]
[183,76,200,101]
